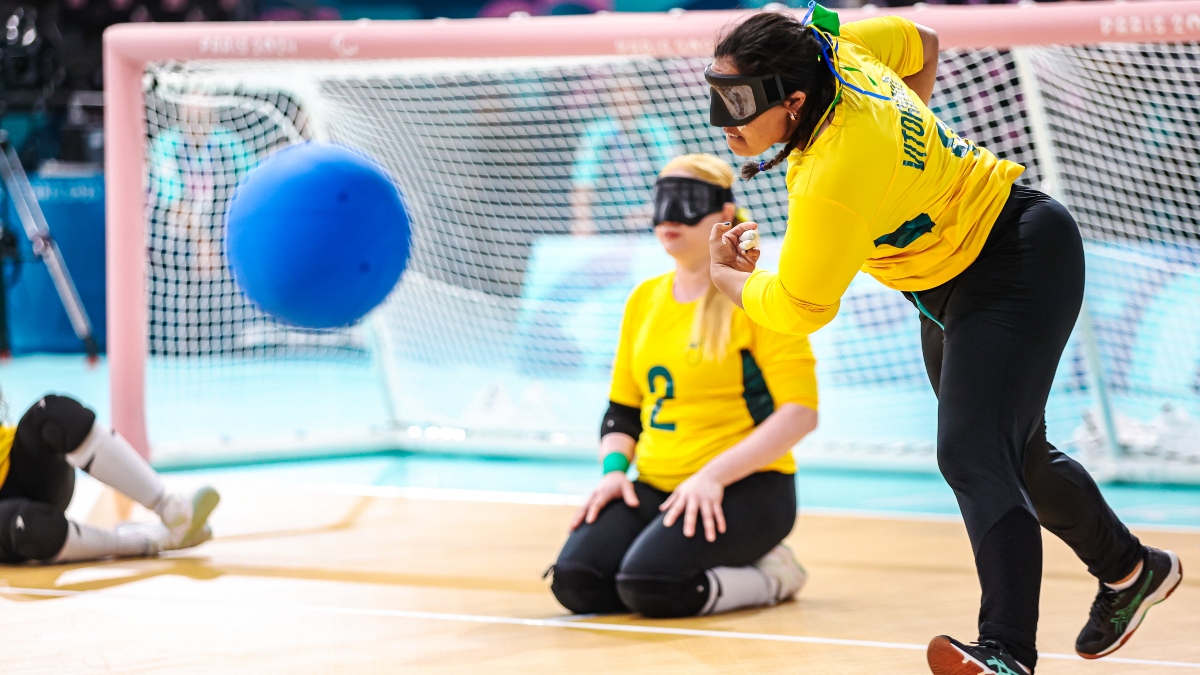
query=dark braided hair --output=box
[714,12,838,180]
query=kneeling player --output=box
[0,395,219,564]
[549,154,818,618]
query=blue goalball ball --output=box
[225,143,411,329]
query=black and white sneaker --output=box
[927,636,1031,675]
[1076,547,1183,659]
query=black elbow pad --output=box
[600,401,641,441]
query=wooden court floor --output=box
[0,480,1196,674]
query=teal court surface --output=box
[4,353,1199,528]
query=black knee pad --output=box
[549,562,626,614]
[18,395,97,455]
[0,499,69,564]
[616,573,709,618]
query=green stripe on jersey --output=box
[741,349,775,426]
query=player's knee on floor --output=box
[0,499,69,564]
[18,395,97,455]
[616,573,709,618]
[549,562,626,614]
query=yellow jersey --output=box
[0,424,15,489]
[742,16,1025,336]
[610,271,819,491]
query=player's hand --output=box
[710,221,760,275]
[570,470,639,531]
[660,471,726,542]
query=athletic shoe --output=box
[927,636,1031,675]
[1076,547,1183,659]
[156,486,220,550]
[175,524,213,550]
[114,521,171,557]
[753,544,807,603]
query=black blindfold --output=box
[652,177,734,227]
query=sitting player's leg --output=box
[615,471,799,618]
[15,395,218,549]
[551,482,669,614]
[0,398,82,511]
[0,497,168,563]
[0,498,68,564]
[0,402,164,564]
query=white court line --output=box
[290,482,1200,533]
[2,587,1197,669]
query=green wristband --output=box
[602,452,631,475]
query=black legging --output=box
[0,395,95,563]
[908,185,1143,668]
[551,470,795,618]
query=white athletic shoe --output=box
[175,524,213,550]
[156,486,220,550]
[754,544,808,603]
[114,521,171,557]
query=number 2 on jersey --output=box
[647,366,676,431]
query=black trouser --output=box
[0,395,95,563]
[551,471,795,618]
[907,185,1143,668]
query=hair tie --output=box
[801,0,817,26]
[758,161,767,171]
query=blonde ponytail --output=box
[659,154,744,362]
[691,282,736,362]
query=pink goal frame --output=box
[104,0,1200,457]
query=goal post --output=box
[104,2,1200,480]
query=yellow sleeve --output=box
[751,325,819,411]
[741,196,874,335]
[608,286,644,408]
[840,16,925,78]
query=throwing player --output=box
[705,6,1180,673]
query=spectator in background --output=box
[148,105,252,280]
[55,0,248,91]
[569,76,681,234]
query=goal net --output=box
[109,4,1200,482]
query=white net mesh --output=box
[1029,43,1200,480]
[138,42,1200,481]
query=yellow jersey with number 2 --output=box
[741,16,1026,336]
[610,271,818,492]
